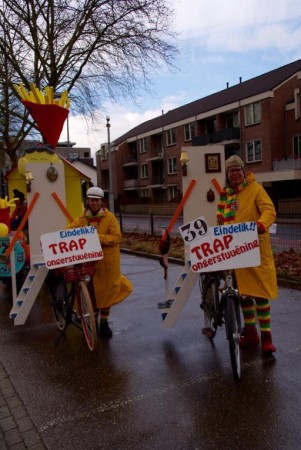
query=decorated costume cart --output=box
[1,84,91,325]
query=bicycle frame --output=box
[47,262,98,352]
[201,271,242,381]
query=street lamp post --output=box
[106,116,114,212]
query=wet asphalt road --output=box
[0,253,301,450]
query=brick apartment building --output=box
[96,59,301,214]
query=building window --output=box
[100,145,107,159]
[293,135,301,157]
[226,112,240,128]
[69,151,80,159]
[206,118,216,134]
[155,134,164,155]
[166,128,176,146]
[167,186,177,201]
[167,157,177,174]
[140,188,149,198]
[139,137,147,153]
[246,140,262,162]
[140,163,148,179]
[294,89,300,119]
[245,102,261,125]
[184,122,196,142]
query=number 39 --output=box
[181,219,208,243]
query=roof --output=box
[114,58,301,145]
[70,157,96,168]
[4,145,91,181]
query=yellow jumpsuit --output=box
[67,209,133,309]
[225,172,278,300]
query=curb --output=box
[121,248,301,291]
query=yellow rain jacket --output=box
[67,209,133,309]
[219,172,278,300]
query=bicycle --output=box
[46,262,98,352]
[200,270,242,381]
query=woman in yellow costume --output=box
[67,187,133,338]
[217,155,277,355]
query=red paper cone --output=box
[23,101,69,149]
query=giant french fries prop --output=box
[0,196,18,229]
[0,196,18,209]
[13,83,70,149]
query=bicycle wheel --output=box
[77,281,98,352]
[201,274,220,338]
[50,277,70,331]
[225,293,241,381]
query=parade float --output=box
[1,83,90,324]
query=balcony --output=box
[273,157,301,171]
[122,155,138,166]
[192,127,240,146]
[211,127,240,143]
[146,150,164,162]
[147,175,165,188]
[124,179,139,190]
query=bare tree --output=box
[0,0,178,164]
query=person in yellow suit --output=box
[67,187,133,338]
[217,155,277,355]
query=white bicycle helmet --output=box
[86,186,104,198]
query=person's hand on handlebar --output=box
[257,221,266,234]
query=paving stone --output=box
[0,407,10,420]
[16,416,33,433]
[23,429,42,448]
[9,406,27,421]
[10,443,26,450]
[0,416,16,432]
[5,398,22,411]
[3,428,22,447]
[0,362,46,449]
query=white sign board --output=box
[179,216,209,244]
[40,226,103,269]
[189,221,261,272]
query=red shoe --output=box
[261,331,276,355]
[240,326,259,348]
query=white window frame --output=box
[246,140,262,162]
[140,163,148,179]
[140,188,149,198]
[184,122,195,142]
[226,112,240,128]
[69,151,80,159]
[167,186,177,202]
[166,128,176,146]
[100,145,107,159]
[167,157,177,175]
[139,137,147,154]
[245,102,261,125]
[294,88,300,119]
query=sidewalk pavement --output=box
[0,361,46,450]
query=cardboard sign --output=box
[190,221,260,273]
[40,226,103,269]
[179,216,209,244]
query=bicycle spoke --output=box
[226,294,241,381]
[200,273,221,339]
[77,282,98,352]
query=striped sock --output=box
[255,298,271,332]
[100,308,110,322]
[240,297,256,327]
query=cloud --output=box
[68,0,301,158]
[65,94,186,158]
[174,0,301,34]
